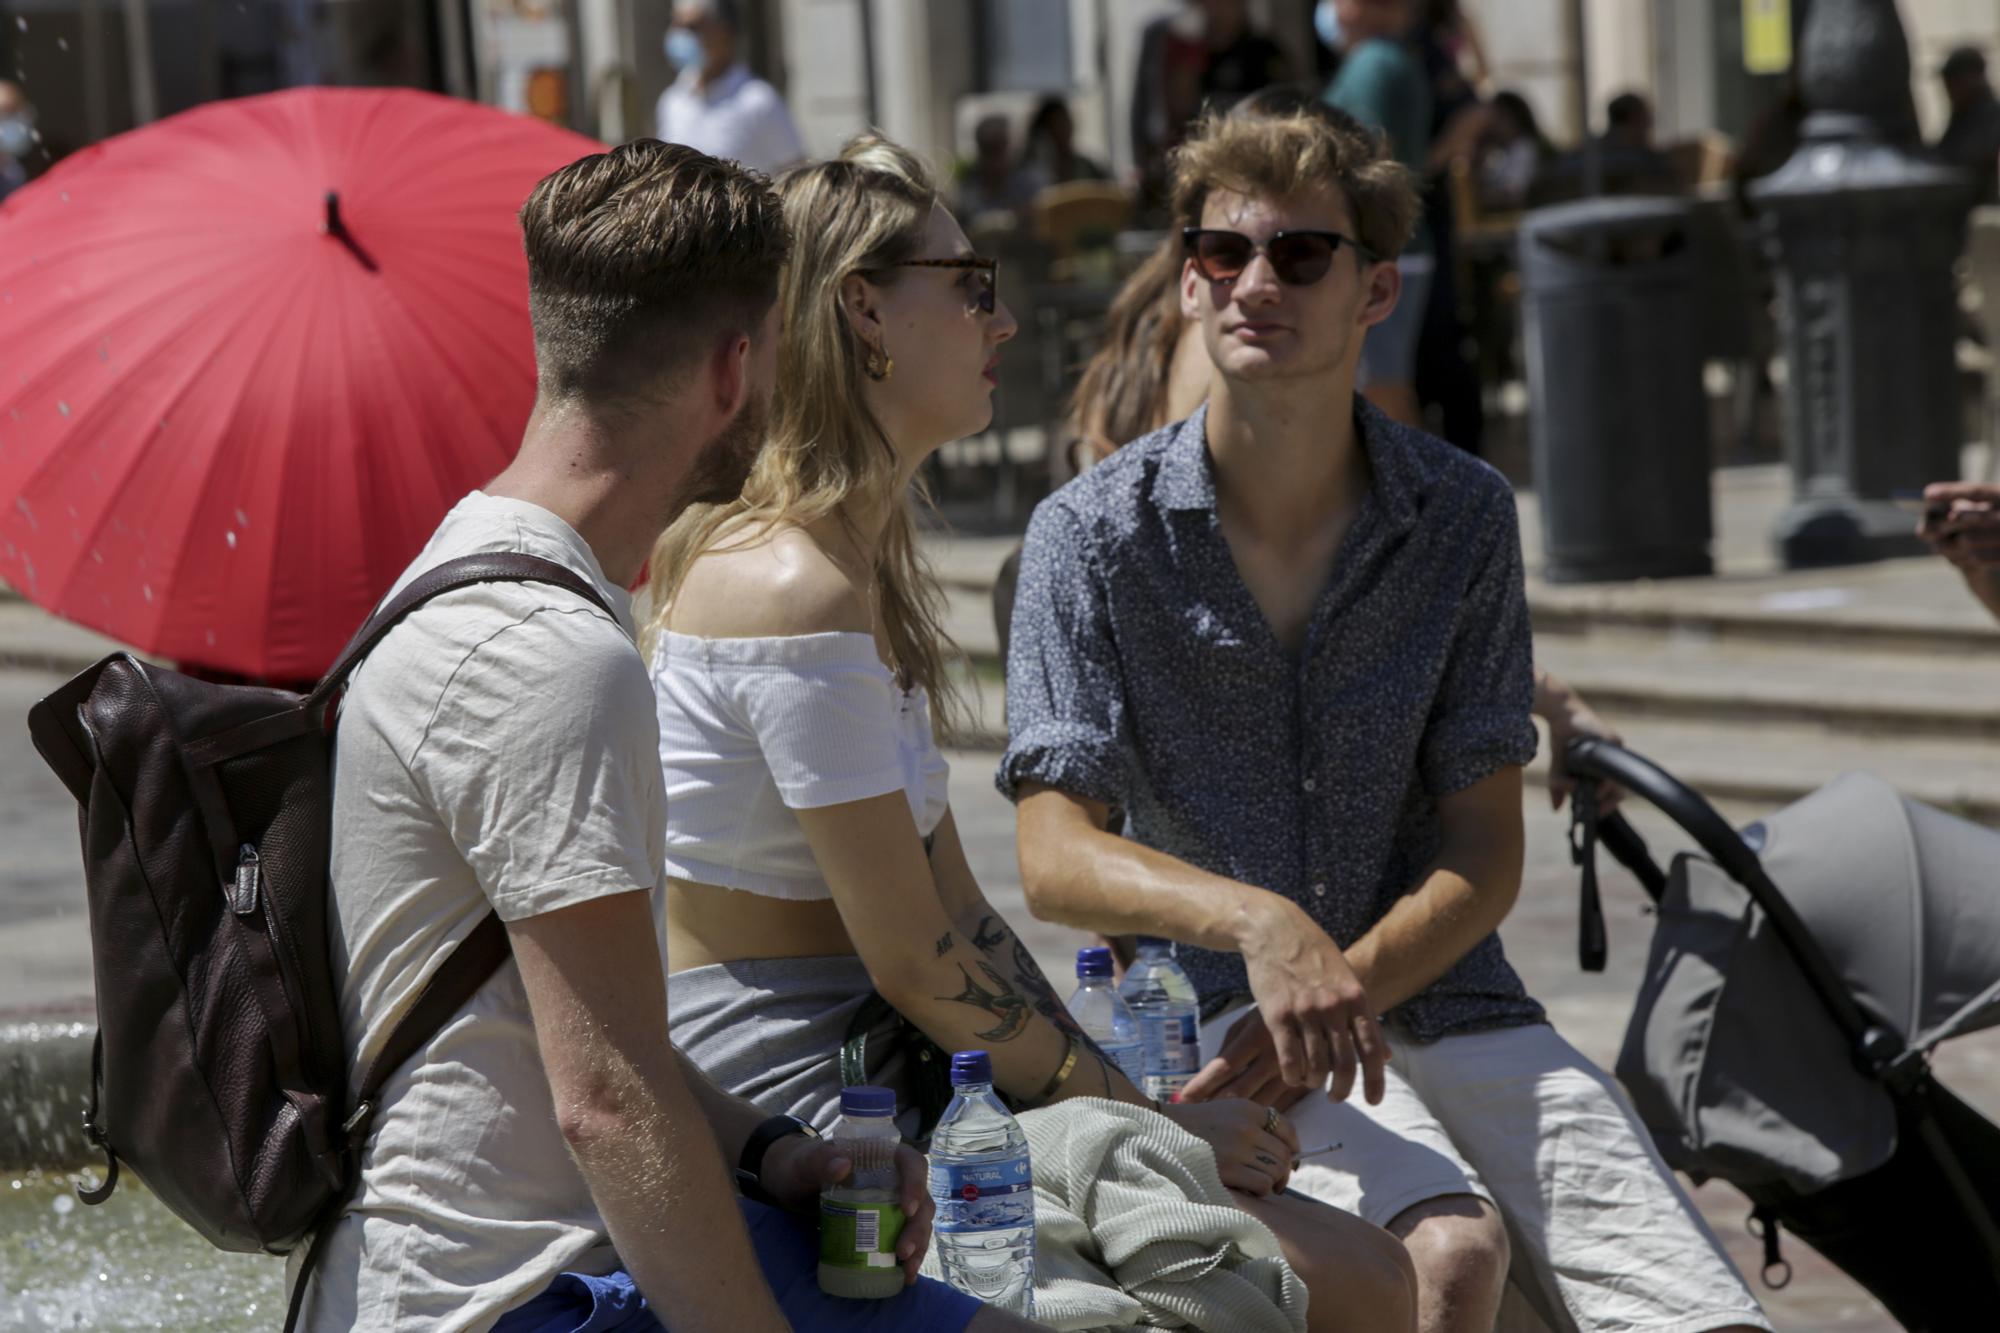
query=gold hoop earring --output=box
[863,340,894,382]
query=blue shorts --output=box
[491,1198,982,1333]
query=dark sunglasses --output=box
[890,255,999,314]
[1182,227,1378,287]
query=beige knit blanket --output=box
[924,1097,1309,1332]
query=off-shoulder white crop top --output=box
[650,630,951,900]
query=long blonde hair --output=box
[643,134,964,732]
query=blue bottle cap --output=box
[950,1050,992,1086]
[841,1085,897,1118]
[1076,945,1114,978]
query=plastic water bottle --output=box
[928,1051,1036,1317]
[818,1086,907,1299]
[1066,946,1146,1086]
[1119,938,1202,1103]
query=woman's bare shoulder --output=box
[667,520,871,639]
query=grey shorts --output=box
[668,954,929,1138]
[1200,1005,1773,1333]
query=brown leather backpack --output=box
[28,552,615,1332]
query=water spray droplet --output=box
[225,530,237,549]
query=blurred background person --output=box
[1324,0,1430,427]
[1130,2,1212,216]
[655,0,804,175]
[956,113,1044,226]
[1935,46,2000,204]
[1197,0,1292,112]
[1475,91,1554,213]
[0,81,35,202]
[1022,96,1109,186]
[1410,0,1492,454]
[1598,90,1679,193]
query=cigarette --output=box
[1291,1140,1343,1166]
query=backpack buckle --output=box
[342,1100,375,1147]
[227,844,261,916]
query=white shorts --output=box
[1199,1005,1773,1333]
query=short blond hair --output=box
[519,139,789,403]
[1169,109,1420,261]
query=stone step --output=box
[1521,714,2000,826]
[1533,626,2000,741]
[1529,589,2000,659]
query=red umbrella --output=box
[0,88,603,679]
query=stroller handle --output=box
[1561,737,1897,1064]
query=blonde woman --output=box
[646,135,1416,1331]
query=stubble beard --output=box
[672,389,769,517]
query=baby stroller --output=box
[1561,738,2000,1333]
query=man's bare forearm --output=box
[566,1045,790,1332]
[1343,790,1525,1013]
[1017,804,1298,955]
[1341,865,1513,1015]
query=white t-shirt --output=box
[297,493,665,1332]
[654,63,805,175]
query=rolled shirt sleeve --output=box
[996,499,1131,809]
[1418,489,1540,796]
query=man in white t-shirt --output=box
[301,141,1021,1333]
[656,0,805,175]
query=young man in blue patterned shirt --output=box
[1000,107,1771,1333]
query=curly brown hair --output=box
[1169,108,1420,260]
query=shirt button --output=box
[1311,882,1328,898]
[1302,777,1317,793]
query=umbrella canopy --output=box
[0,88,603,678]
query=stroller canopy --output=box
[1619,770,2000,1193]
[1750,771,2000,1054]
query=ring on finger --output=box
[1263,1105,1282,1135]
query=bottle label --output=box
[819,1197,906,1270]
[1141,1013,1201,1074]
[930,1157,1034,1233]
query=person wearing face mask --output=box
[0,81,37,201]
[655,0,804,177]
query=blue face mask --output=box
[1314,1,1343,51]
[664,26,704,71]
[0,115,33,158]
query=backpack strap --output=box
[283,915,510,1333]
[307,551,621,720]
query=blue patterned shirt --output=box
[997,401,1545,1041]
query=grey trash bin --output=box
[1520,197,1714,582]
